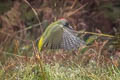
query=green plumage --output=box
[38,19,85,51]
[40,20,64,50]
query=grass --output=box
[0,60,120,80]
[0,48,120,80]
[0,37,120,80]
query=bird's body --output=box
[38,19,85,51]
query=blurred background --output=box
[0,0,120,79]
[0,0,120,78]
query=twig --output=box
[68,28,115,38]
[0,31,30,42]
[24,0,43,34]
[67,3,87,17]
[1,51,26,58]
[70,30,115,38]
[14,40,19,55]
[32,41,46,80]
[79,31,115,38]
[97,40,108,66]
[15,23,42,34]
[71,0,78,9]
[98,40,108,55]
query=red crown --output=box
[59,18,66,20]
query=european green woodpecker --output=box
[38,18,85,51]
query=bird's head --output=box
[56,18,73,29]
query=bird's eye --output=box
[64,22,73,29]
[64,22,69,27]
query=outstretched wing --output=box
[39,23,85,51]
[61,28,85,50]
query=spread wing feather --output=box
[61,28,85,50]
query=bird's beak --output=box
[69,25,73,30]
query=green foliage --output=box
[86,35,98,45]
[79,46,89,54]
